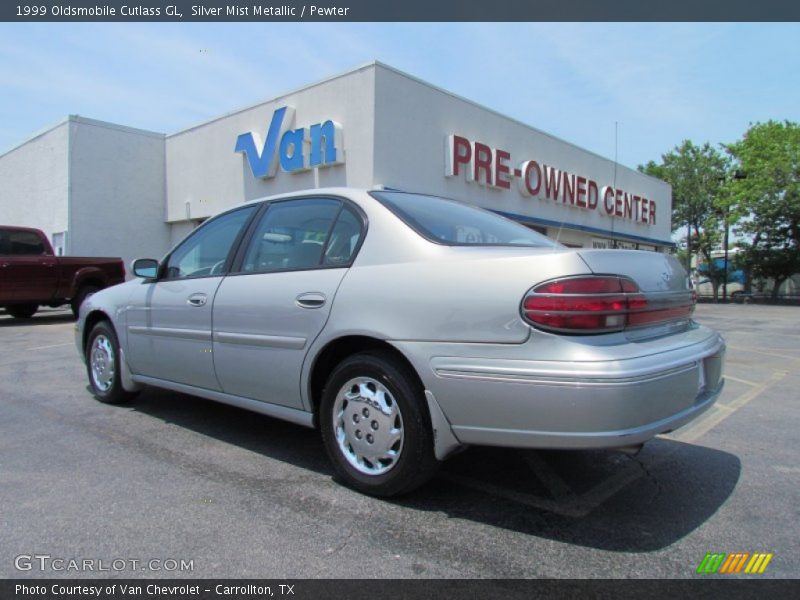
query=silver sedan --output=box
[76,188,725,496]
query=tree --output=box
[640,141,731,301]
[726,121,800,299]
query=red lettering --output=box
[495,149,511,189]
[576,176,587,208]
[519,161,542,196]
[473,142,493,186]
[624,193,632,219]
[587,180,599,210]
[602,186,614,214]
[641,198,649,222]
[544,166,561,201]
[649,200,656,225]
[449,135,472,178]
[562,172,576,204]
[614,189,623,217]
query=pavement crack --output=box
[631,455,662,506]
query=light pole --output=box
[722,217,729,302]
[723,170,747,302]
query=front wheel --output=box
[85,320,137,404]
[320,351,439,497]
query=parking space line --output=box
[568,450,676,514]
[670,370,787,443]
[443,449,672,518]
[439,472,586,518]
[520,451,575,499]
[25,342,74,351]
[724,375,758,386]
[774,466,800,475]
[727,345,800,362]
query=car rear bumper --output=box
[393,326,725,450]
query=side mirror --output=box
[132,258,159,279]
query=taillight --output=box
[522,275,695,334]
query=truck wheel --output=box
[6,304,38,319]
[319,351,439,497]
[85,320,137,404]
[71,285,100,318]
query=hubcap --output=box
[332,377,404,476]
[90,334,115,393]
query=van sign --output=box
[235,106,344,179]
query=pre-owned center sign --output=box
[445,135,657,226]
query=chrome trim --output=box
[213,331,307,349]
[434,363,697,387]
[127,326,211,341]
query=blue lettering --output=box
[235,107,343,179]
[310,120,341,167]
[234,106,289,178]
[279,128,307,172]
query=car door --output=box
[0,229,12,304]
[0,229,59,303]
[212,197,365,409]
[125,205,258,390]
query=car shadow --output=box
[130,387,740,553]
[396,439,741,552]
[0,310,74,327]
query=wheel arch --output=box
[82,309,114,352]
[73,277,105,299]
[71,267,108,298]
[306,335,426,427]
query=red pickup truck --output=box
[0,226,125,319]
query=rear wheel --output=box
[320,351,439,497]
[85,320,137,404]
[6,304,38,319]
[71,285,100,318]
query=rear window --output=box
[371,191,557,248]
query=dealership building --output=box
[0,62,672,269]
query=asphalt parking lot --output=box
[1,304,798,579]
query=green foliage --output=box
[726,121,800,297]
[639,141,731,300]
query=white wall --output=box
[68,117,170,271]
[371,64,672,247]
[0,121,70,245]
[165,64,377,224]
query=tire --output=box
[85,320,137,405]
[71,285,101,319]
[320,351,439,497]
[6,304,38,319]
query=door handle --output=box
[187,293,208,307]
[296,292,326,309]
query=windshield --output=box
[371,191,558,248]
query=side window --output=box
[165,205,256,279]
[241,198,341,273]
[323,207,363,266]
[3,230,46,255]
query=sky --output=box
[0,22,798,170]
